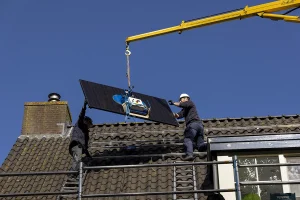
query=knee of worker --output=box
[184,128,197,140]
[184,137,193,142]
[198,142,207,148]
[196,124,204,136]
[199,125,204,134]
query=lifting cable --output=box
[123,45,144,123]
[124,44,132,122]
[125,45,132,90]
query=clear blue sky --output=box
[0,0,299,165]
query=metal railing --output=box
[1,155,300,199]
[0,170,79,197]
[0,159,235,199]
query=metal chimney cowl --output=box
[48,93,61,102]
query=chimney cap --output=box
[48,93,61,102]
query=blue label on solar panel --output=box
[112,94,125,105]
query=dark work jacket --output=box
[69,106,90,155]
[176,100,202,126]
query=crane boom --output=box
[125,0,300,44]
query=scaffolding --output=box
[1,155,300,200]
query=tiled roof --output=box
[1,114,300,200]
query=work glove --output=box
[85,151,92,159]
[168,100,174,105]
[82,99,88,111]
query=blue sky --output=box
[0,0,299,164]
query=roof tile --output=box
[1,114,300,199]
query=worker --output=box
[68,99,93,181]
[169,94,207,161]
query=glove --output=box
[82,99,88,110]
[168,100,174,105]
[85,151,92,158]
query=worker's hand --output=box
[174,113,179,118]
[84,99,88,108]
[85,151,92,158]
[168,100,174,105]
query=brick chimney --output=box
[21,93,72,135]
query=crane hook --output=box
[125,49,131,56]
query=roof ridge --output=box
[204,114,300,121]
[18,134,68,140]
[88,113,300,126]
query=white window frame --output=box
[217,152,300,200]
[280,153,300,198]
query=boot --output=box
[181,154,194,161]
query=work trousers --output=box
[69,144,83,178]
[184,122,206,156]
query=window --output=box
[286,157,300,200]
[238,156,283,200]
[217,154,300,200]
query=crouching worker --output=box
[68,99,93,181]
[169,93,207,161]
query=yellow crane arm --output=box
[125,0,300,44]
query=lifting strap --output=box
[124,46,132,122]
[125,46,131,90]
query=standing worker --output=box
[68,100,93,180]
[169,94,207,161]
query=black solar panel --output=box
[79,79,179,127]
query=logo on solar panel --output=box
[112,94,151,119]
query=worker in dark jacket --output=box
[68,100,93,180]
[169,93,207,161]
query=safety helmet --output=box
[179,93,190,100]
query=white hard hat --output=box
[179,93,190,100]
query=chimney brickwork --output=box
[21,94,72,135]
